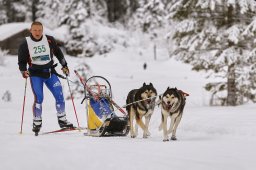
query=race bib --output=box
[26,35,51,65]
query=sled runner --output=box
[76,74,130,137]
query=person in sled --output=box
[18,21,73,134]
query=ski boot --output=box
[32,117,42,136]
[58,114,74,129]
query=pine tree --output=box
[128,0,166,60]
[167,0,256,105]
[35,0,116,57]
[240,17,256,103]
[105,0,129,23]
[0,0,8,25]
[132,0,166,33]
[36,0,65,28]
[63,0,94,56]
[0,0,28,23]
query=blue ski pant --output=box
[30,74,65,118]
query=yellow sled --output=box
[82,76,129,137]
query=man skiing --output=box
[18,21,73,135]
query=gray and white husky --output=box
[158,87,188,142]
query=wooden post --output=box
[154,43,157,60]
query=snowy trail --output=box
[1,105,256,170]
[1,50,256,170]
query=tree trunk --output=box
[129,0,139,14]
[32,0,39,21]
[227,64,237,106]
[106,0,127,22]
[226,5,237,106]
[5,0,12,22]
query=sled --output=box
[77,74,129,137]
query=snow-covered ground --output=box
[1,43,256,170]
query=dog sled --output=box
[75,73,130,137]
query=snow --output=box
[0,24,256,170]
[0,22,30,41]
[227,25,240,44]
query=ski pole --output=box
[20,78,28,134]
[66,76,80,129]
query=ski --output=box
[83,130,101,137]
[41,127,86,135]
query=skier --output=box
[18,21,73,135]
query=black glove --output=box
[62,66,69,76]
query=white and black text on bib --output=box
[26,35,51,65]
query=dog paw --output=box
[143,134,147,138]
[143,131,150,138]
[163,139,169,142]
[171,136,177,140]
[130,134,137,138]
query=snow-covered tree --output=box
[241,19,256,103]
[128,0,166,60]
[2,0,28,22]
[36,0,127,57]
[37,0,107,28]
[62,0,126,57]
[0,10,7,25]
[127,0,140,16]
[131,0,166,33]
[167,0,256,105]
[62,0,96,57]
[0,0,8,25]
[36,0,66,29]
